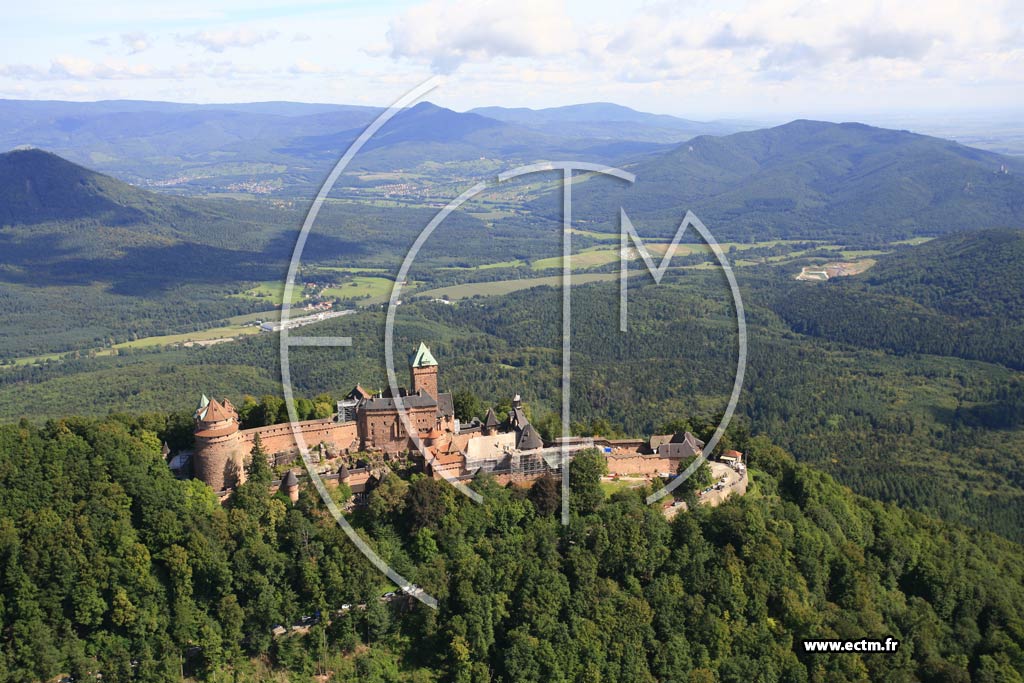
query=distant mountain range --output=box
[468,101,749,141]
[540,119,1024,242]
[0,98,728,191]
[469,102,751,142]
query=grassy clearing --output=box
[316,266,390,274]
[440,259,526,271]
[837,249,889,259]
[467,208,517,220]
[418,272,627,300]
[570,228,620,241]
[891,236,936,246]
[9,351,69,367]
[233,281,305,306]
[531,247,622,271]
[113,324,261,350]
[600,478,647,497]
[322,276,396,306]
[8,313,272,365]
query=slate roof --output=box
[517,424,544,451]
[484,408,499,428]
[282,470,299,488]
[650,431,704,451]
[657,432,705,459]
[348,385,371,400]
[436,392,454,418]
[509,407,529,429]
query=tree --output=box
[534,412,562,443]
[675,455,713,502]
[364,599,392,643]
[452,390,484,423]
[330,481,353,508]
[529,475,561,516]
[367,473,409,526]
[404,475,448,532]
[246,433,272,487]
[255,395,284,427]
[237,395,259,427]
[569,449,606,515]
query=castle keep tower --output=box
[410,342,439,399]
[193,395,245,492]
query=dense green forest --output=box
[773,229,1024,369]
[2,416,1023,682]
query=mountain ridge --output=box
[546,118,1024,241]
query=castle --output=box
[190,342,705,495]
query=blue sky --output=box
[1,0,1021,119]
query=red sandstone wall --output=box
[359,406,436,453]
[240,419,360,456]
[606,455,674,476]
[410,366,438,398]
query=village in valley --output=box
[176,342,747,515]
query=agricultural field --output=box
[321,276,397,305]
[233,280,307,306]
[417,272,626,300]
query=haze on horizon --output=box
[0,0,1021,124]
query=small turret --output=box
[483,408,499,435]
[282,470,299,504]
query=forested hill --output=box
[773,229,1024,369]
[0,148,291,250]
[0,147,161,226]
[860,228,1024,320]
[545,120,1024,242]
[1,416,1023,681]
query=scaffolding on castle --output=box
[509,440,594,480]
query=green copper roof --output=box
[195,394,210,419]
[411,342,438,368]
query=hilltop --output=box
[549,119,1024,242]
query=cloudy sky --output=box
[1,0,1021,119]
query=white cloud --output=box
[1,0,1021,116]
[385,0,576,73]
[288,59,328,75]
[120,32,151,55]
[179,28,279,52]
[0,56,253,82]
